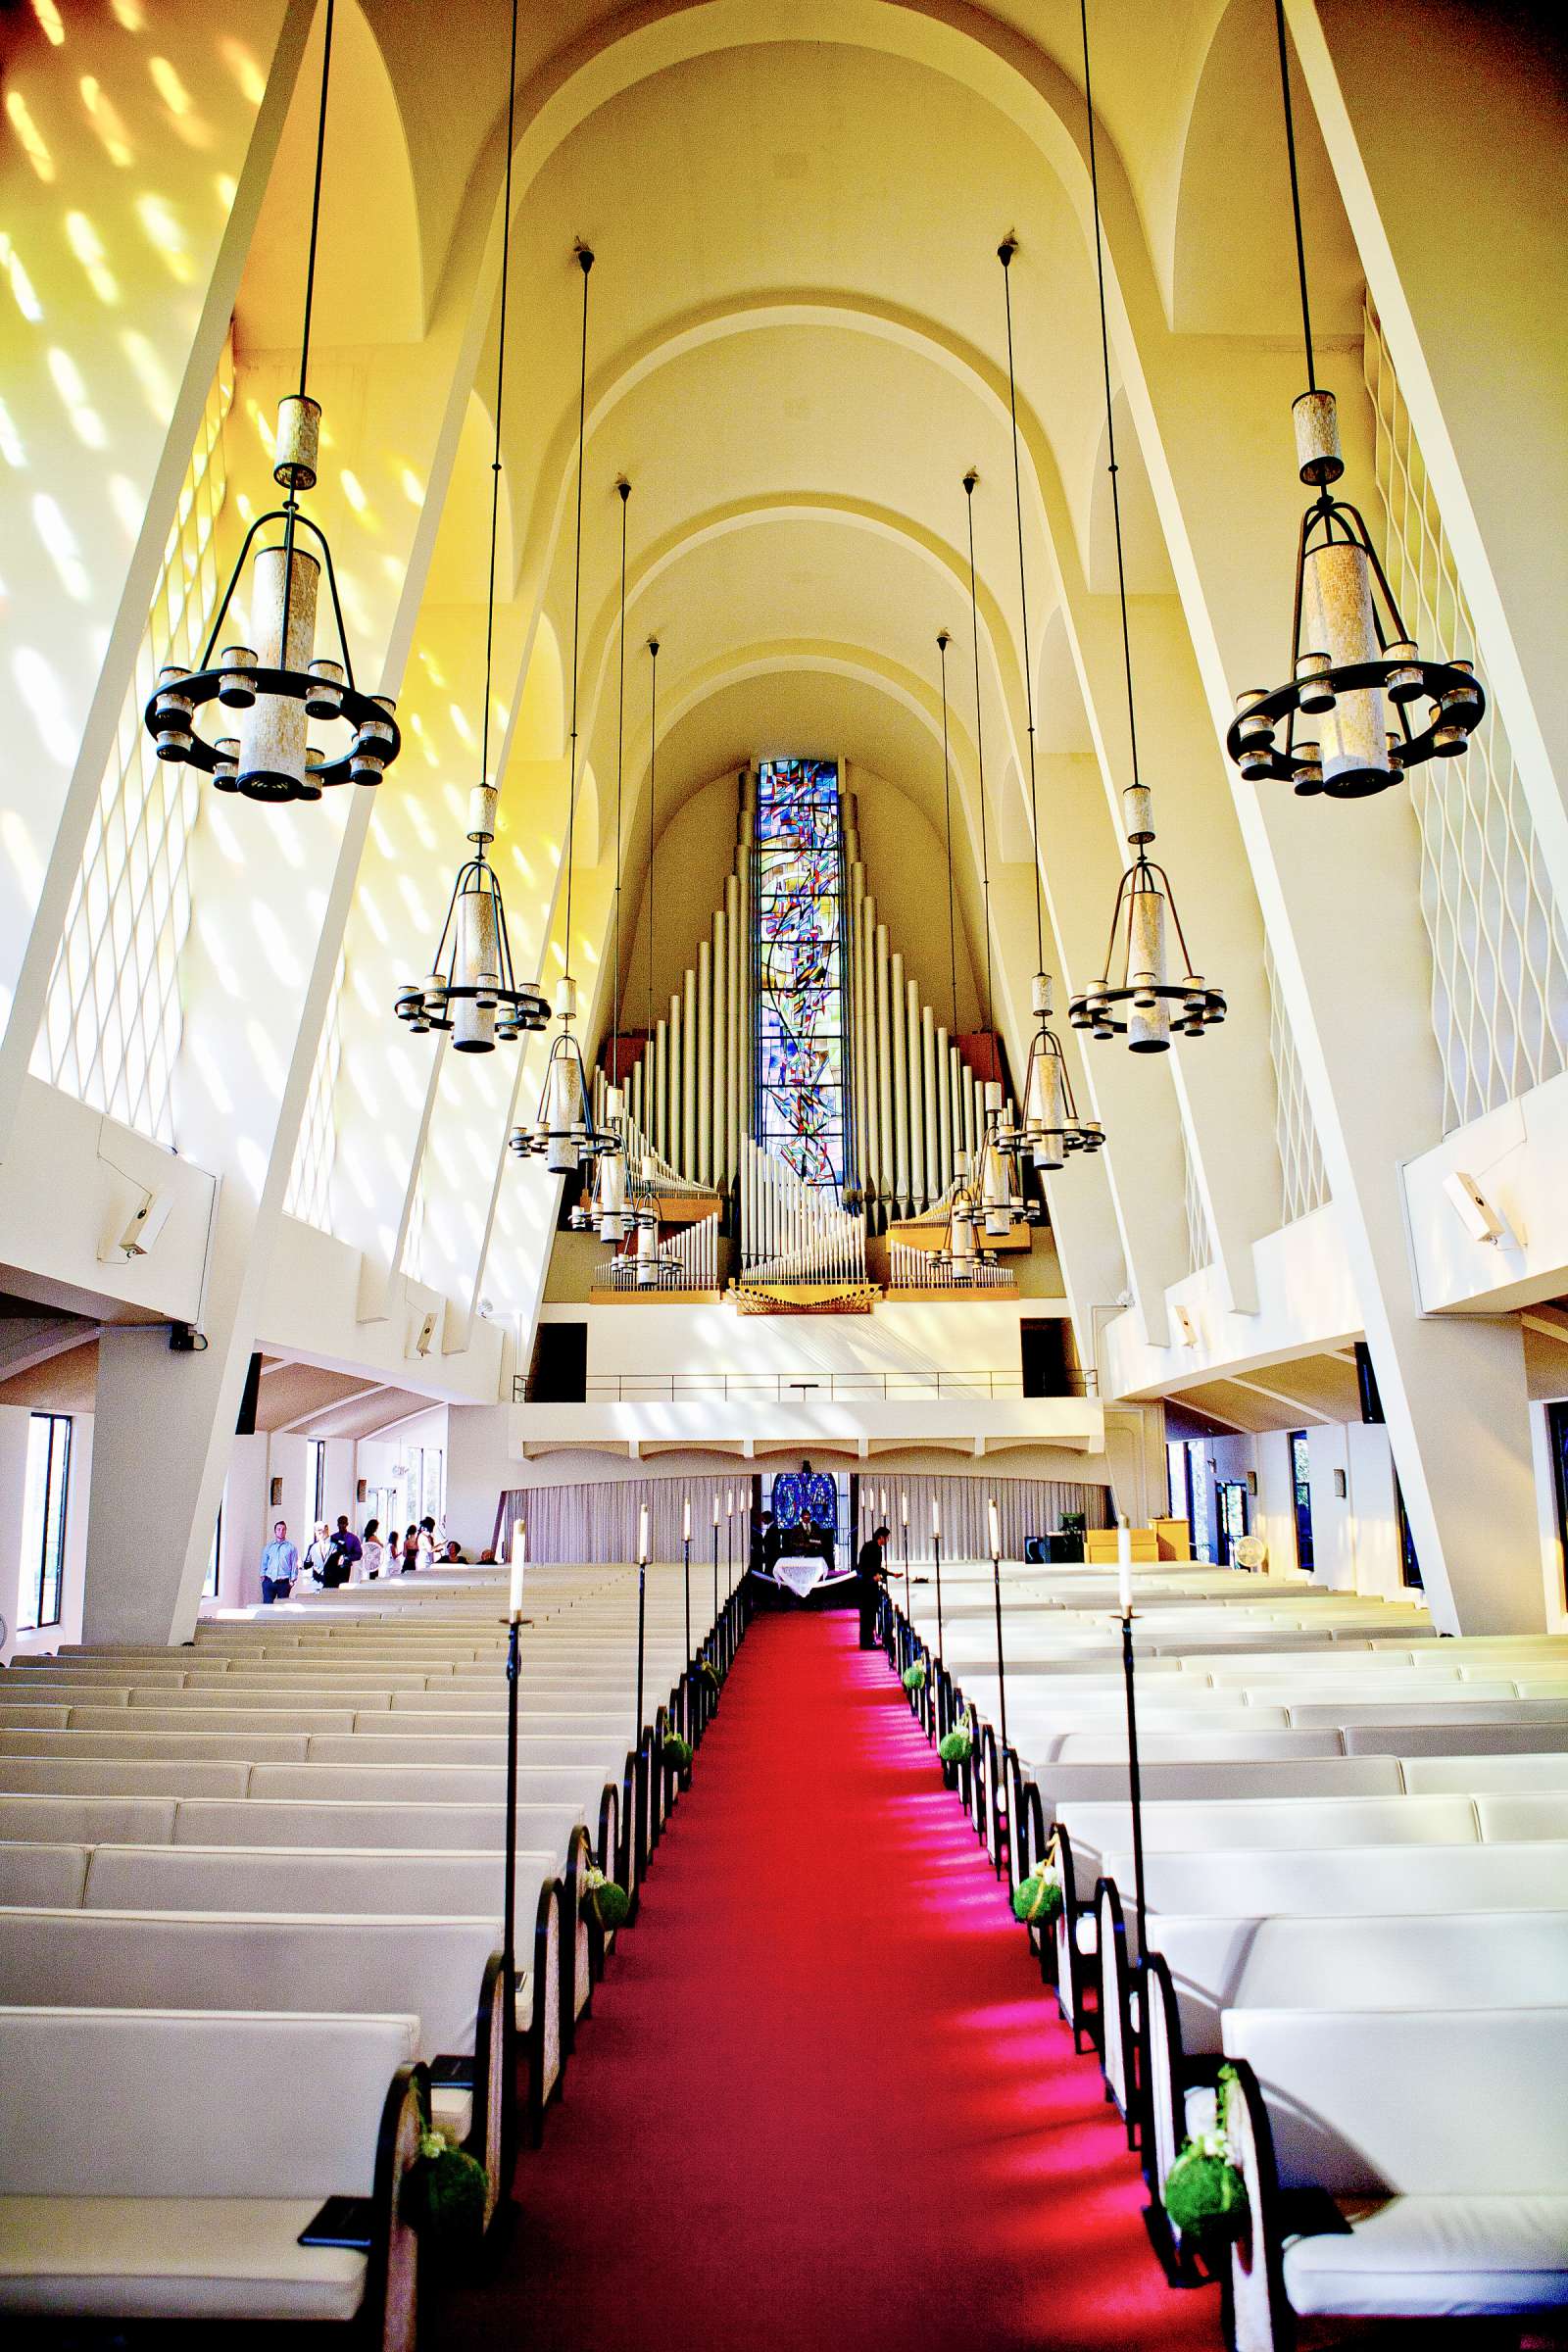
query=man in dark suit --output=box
[856,1525,890,1648]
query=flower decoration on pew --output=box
[938,1725,973,1766]
[902,1660,927,1691]
[405,2106,489,2262]
[662,1730,693,1777]
[1010,1862,1063,1928]
[584,1862,630,1931]
[701,1655,723,1693]
[1162,2063,1249,2247]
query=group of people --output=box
[256,1513,485,1604]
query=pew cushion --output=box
[1282,2195,1568,2319]
[0,2197,368,2321]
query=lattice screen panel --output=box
[283,952,344,1233]
[1362,303,1568,1131]
[1264,937,1330,1225]
[1183,1125,1214,1277]
[34,340,234,1144]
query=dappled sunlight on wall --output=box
[31,336,233,1144]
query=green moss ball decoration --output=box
[406,2133,488,2256]
[583,1864,631,1931]
[701,1659,722,1690]
[662,1733,693,1773]
[1162,2146,1248,2242]
[902,1662,927,1690]
[1011,1869,1064,1926]
[938,1727,972,1764]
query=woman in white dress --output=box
[360,1518,384,1581]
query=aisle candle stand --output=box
[900,1490,910,1659]
[635,1502,649,1753]
[726,1488,734,1601]
[988,1495,1009,1766]
[932,1492,946,1731]
[711,1495,720,1646]
[503,1519,525,2123]
[681,1493,693,1738]
[1117,1516,1149,1963]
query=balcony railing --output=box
[514,1369,1098,1404]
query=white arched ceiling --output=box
[236,0,424,352]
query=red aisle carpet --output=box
[436,1611,1222,2352]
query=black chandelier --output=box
[510,244,621,1181]
[1224,0,1483,800]
[145,0,401,805]
[995,236,1105,1168]
[1067,0,1225,1053]
[394,0,545,1050]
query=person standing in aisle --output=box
[856,1524,890,1649]
[259,1522,298,1605]
[361,1518,384,1580]
[416,1515,437,1570]
[401,1524,421,1573]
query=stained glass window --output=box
[754,759,849,1190]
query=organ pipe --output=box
[890,949,909,1213]
[697,939,712,1189]
[875,922,894,1207]
[922,1002,941,1205]
[906,977,925,1212]
[682,967,697,1179]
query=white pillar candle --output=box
[726,1489,733,1518]
[931,1493,942,1540]
[1117,1517,1133,1618]
[509,1527,526,1622]
[712,1494,719,1526]
[683,1495,692,1543]
[988,1497,1002,1560]
[901,1491,908,1527]
[638,1503,650,1565]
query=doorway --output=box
[1290,1431,1315,1575]
[1216,1480,1249,1564]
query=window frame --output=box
[18,1412,72,1633]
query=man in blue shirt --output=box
[259,1521,298,1605]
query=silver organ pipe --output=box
[598,1205,718,1293]
[741,1139,866,1286]
[667,990,682,1171]
[935,1026,954,1198]
[724,871,741,1196]
[874,921,894,1208]
[906,975,925,1212]
[697,937,712,1189]
[922,1002,941,1206]
[889,1232,1015,1291]
[681,969,697,1179]
[890,949,909,1214]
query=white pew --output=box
[1056,1794,1481,1886]
[0,2006,423,2341]
[1222,2009,1568,2346]
[1401,1753,1568,1793]
[0,1842,90,1905]
[1138,1912,1568,2254]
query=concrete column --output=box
[1106,183,1544,1627]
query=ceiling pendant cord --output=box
[478,0,520,821]
[998,237,1047,981]
[562,243,594,994]
[647,637,660,1037]
[1273,0,1318,395]
[938,629,958,1039]
[962,468,995,1046]
[612,478,630,1060]
[295,0,334,406]
[1079,0,1142,805]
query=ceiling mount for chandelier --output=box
[1223,0,1483,799]
[394,0,545,1051]
[994,234,1105,1168]
[510,242,622,1183]
[1066,0,1225,1054]
[146,0,401,805]
[587,480,635,1243]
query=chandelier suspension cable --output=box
[479,0,521,806]
[646,636,660,1034]
[938,630,958,1038]
[998,239,1046,979]
[562,245,594,989]
[961,470,995,1041]
[1273,0,1317,394]
[1079,0,1141,797]
[612,479,630,1058]
[295,0,334,404]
